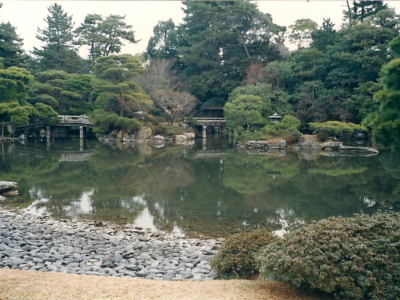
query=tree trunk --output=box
[233,25,251,59]
[346,1,352,25]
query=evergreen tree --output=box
[0,22,27,68]
[310,18,337,53]
[344,0,389,25]
[171,1,285,110]
[75,14,137,69]
[31,3,83,73]
[146,19,180,60]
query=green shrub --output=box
[210,229,279,279]
[257,212,400,299]
[309,121,365,137]
[261,115,302,141]
[185,117,198,128]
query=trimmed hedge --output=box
[210,229,278,279]
[257,212,400,299]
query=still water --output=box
[1,138,399,238]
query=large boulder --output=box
[174,135,188,144]
[116,131,130,140]
[184,132,195,140]
[150,135,165,141]
[295,138,321,150]
[277,140,287,148]
[137,126,153,140]
[0,181,18,195]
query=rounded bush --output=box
[257,212,400,299]
[210,229,279,278]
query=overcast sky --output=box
[1,1,400,57]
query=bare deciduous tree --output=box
[243,62,265,85]
[133,59,183,96]
[153,89,197,124]
[134,58,197,123]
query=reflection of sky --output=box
[272,208,306,237]
[363,197,376,208]
[27,189,94,216]
[79,190,94,214]
[132,207,157,230]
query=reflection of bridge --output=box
[1,142,94,162]
[192,149,234,159]
[13,115,94,139]
[192,118,226,138]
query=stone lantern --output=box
[268,112,282,124]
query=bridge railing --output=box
[192,117,225,123]
[58,115,91,125]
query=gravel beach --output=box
[0,206,221,281]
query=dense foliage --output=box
[257,212,400,299]
[210,229,278,278]
[363,37,400,149]
[309,121,365,137]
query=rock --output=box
[133,111,145,120]
[2,190,19,196]
[174,135,188,144]
[245,141,268,148]
[0,196,6,201]
[126,264,142,271]
[116,131,130,140]
[356,133,366,139]
[150,135,165,141]
[295,138,321,150]
[0,181,18,194]
[137,270,150,277]
[277,140,287,148]
[339,146,379,155]
[322,142,342,150]
[183,132,195,140]
[137,126,153,140]
[0,206,219,282]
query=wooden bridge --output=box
[5,115,94,140]
[189,117,226,138]
[56,115,93,128]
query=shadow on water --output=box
[1,137,400,238]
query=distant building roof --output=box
[268,112,283,119]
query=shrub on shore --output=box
[257,212,400,299]
[210,229,278,279]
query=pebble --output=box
[0,207,222,280]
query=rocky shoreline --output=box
[0,206,220,281]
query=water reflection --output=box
[0,138,399,238]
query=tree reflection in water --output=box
[1,138,399,237]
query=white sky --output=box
[1,1,400,58]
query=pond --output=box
[1,138,399,238]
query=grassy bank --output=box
[0,269,322,300]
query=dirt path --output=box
[0,269,320,300]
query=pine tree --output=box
[31,3,83,73]
[0,22,27,68]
